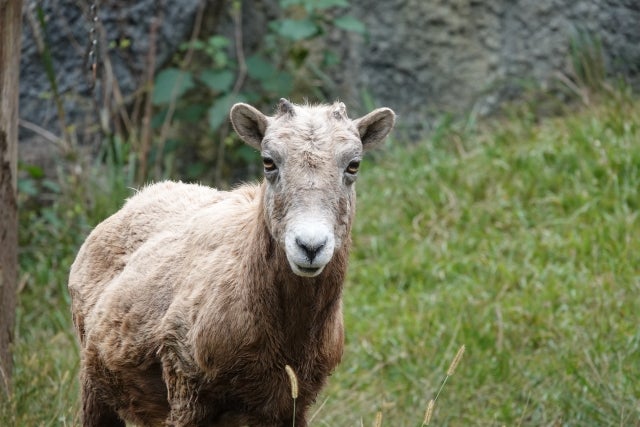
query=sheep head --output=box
[230,99,395,277]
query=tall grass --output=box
[314,90,640,425]
[2,90,639,426]
[1,147,134,425]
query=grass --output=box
[2,90,639,426]
[314,91,640,426]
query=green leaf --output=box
[334,15,366,34]
[152,68,195,105]
[262,72,293,96]
[288,45,309,67]
[280,0,304,7]
[234,145,261,163]
[280,0,347,12]
[246,55,277,82]
[18,178,38,197]
[173,104,207,123]
[185,162,208,179]
[208,93,247,131]
[245,55,292,95]
[199,70,234,92]
[42,179,61,194]
[180,39,205,51]
[20,164,45,179]
[151,109,168,129]
[273,19,319,41]
[323,50,340,67]
[206,35,230,49]
[314,0,349,9]
[163,138,181,154]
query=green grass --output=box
[2,160,132,426]
[314,93,640,426]
[2,92,639,426]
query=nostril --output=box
[295,237,327,263]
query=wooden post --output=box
[0,0,23,394]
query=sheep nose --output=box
[295,237,327,264]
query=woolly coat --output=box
[69,180,347,426]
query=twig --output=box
[214,1,246,187]
[0,363,9,397]
[154,0,206,180]
[19,119,64,148]
[231,0,247,94]
[89,8,134,138]
[25,4,74,154]
[137,17,159,183]
[554,71,589,106]
[98,48,132,135]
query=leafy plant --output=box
[146,0,366,186]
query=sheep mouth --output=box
[292,263,324,277]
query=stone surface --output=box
[17,0,640,166]
[340,0,640,135]
[19,0,203,167]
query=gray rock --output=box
[339,0,640,136]
[19,0,202,168]
[18,0,640,169]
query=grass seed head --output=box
[285,364,299,399]
[447,345,465,376]
[374,411,383,427]
[422,399,435,425]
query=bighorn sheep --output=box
[68,99,395,426]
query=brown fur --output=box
[69,101,395,426]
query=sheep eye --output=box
[346,160,360,175]
[262,157,277,172]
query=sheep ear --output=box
[230,103,270,150]
[353,108,396,151]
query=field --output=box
[2,91,639,426]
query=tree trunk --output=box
[0,0,23,395]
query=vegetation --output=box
[8,1,638,425]
[117,0,364,186]
[2,87,638,425]
[318,89,640,426]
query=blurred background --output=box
[6,0,640,425]
[18,0,640,186]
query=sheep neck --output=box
[247,183,350,358]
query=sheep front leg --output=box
[163,377,202,426]
[215,413,305,427]
[80,371,125,427]
[161,354,211,427]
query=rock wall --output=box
[18,0,640,167]
[19,0,203,168]
[342,0,640,134]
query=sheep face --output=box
[231,99,395,277]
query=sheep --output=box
[68,99,396,427]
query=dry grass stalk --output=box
[422,344,466,426]
[285,364,299,427]
[422,399,435,426]
[447,345,466,376]
[374,411,383,427]
[284,365,299,399]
